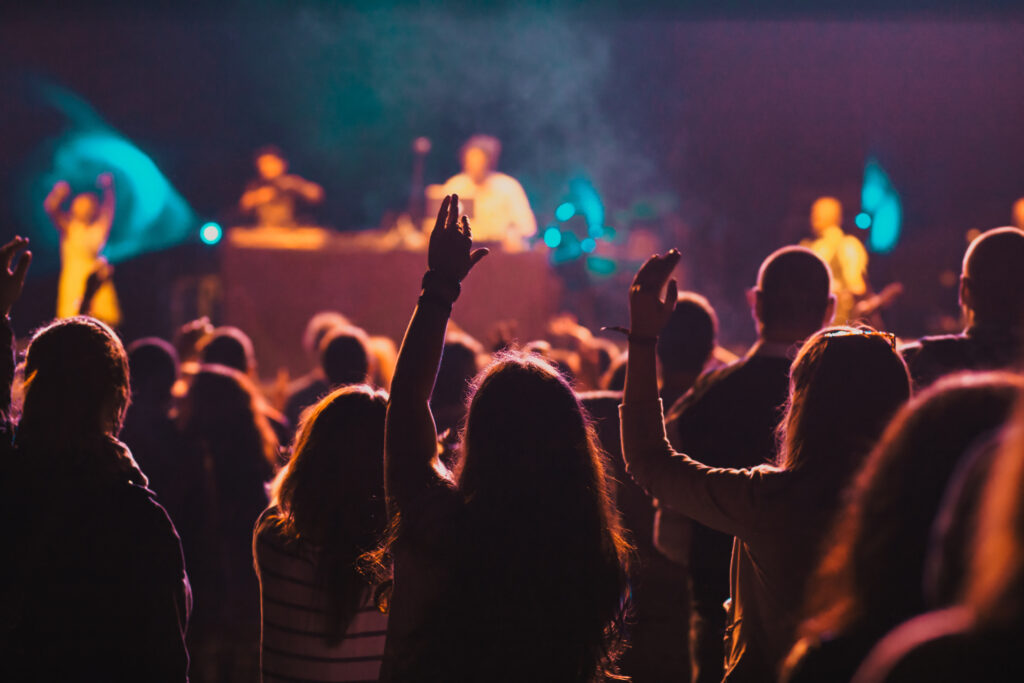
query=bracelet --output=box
[418,292,453,316]
[600,325,658,345]
[421,270,461,303]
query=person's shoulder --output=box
[488,172,524,189]
[441,173,473,191]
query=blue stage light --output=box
[855,212,872,229]
[543,226,562,248]
[581,237,596,253]
[200,222,223,245]
[555,202,576,222]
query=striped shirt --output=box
[255,519,387,683]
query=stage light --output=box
[581,237,596,253]
[555,202,576,222]
[586,256,617,276]
[543,226,562,248]
[200,222,223,245]
[861,158,902,253]
[855,212,872,229]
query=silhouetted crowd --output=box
[1,198,1023,683]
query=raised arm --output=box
[0,236,32,426]
[384,194,488,511]
[96,173,116,231]
[43,181,71,230]
[620,251,769,538]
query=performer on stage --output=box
[440,135,536,251]
[44,172,121,326]
[239,146,324,227]
[801,196,868,324]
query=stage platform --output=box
[221,227,563,377]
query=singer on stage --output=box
[801,196,868,324]
[440,135,536,251]
[44,172,122,326]
[240,146,324,228]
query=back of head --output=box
[303,311,351,357]
[183,365,277,471]
[127,337,178,404]
[432,332,483,413]
[657,291,717,375]
[269,385,388,640]
[756,246,833,341]
[457,352,630,675]
[961,226,1024,327]
[779,327,910,485]
[968,397,1024,627]
[20,317,130,452]
[320,327,371,387]
[802,372,1024,640]
[198,326,255,375]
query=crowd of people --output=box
[0,194,1022,683]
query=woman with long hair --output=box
[851,397,1024,682]
[619,251,911,682]
[371,196,631,682]
[178,364,279,683]
[254,384,389,682]
[0,237,190,682]
[783,372,1024,682]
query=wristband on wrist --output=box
[601,325,658,345]
[417,291,453,316]
[421,270,461,303]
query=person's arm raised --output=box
[96,172,116,232]
[619,251,766,538]
[0,236,32,425]
[385,194,488,511]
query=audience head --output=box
[959,226,1024,328]
[657,291,717,377]
[269,385,388,640]
[753,246,835,344]
[197,326,256,376]
[255,145,287,180]
[173,316,213,364]
[456,351,631,670]
[799,372,1024,644]
[810,196,842,236]
[967,397,1024,627]
[19,316,130,451]
[1013,197,1024,230]
[180,364,278,470]
[431,332,483,432]
[320,327,371,387]
[778,327,910,486]
[302,311,350,360]
[460,134,501,183]
[127,337,178,405]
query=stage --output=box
[220,227,563,377]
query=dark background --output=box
[3,2,1023,351]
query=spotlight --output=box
[200,222,222,245]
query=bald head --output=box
[755,246,834,342]
[961,227,1024,326]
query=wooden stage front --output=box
[221,227,563,377]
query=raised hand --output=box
[427,194,488,285]
[629,249,681,339]
[0,236,32,317]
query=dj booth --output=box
[221,227,563,377]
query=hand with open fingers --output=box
[0,236,32,317]
[427,194,489,285]
[628,249,681,339]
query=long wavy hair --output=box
[967,396,1024,627]
[18,317,130,460]
[372,352,632,681]
[260,385,388,643]
[776,327,911,489]
[796,372,1024,647]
